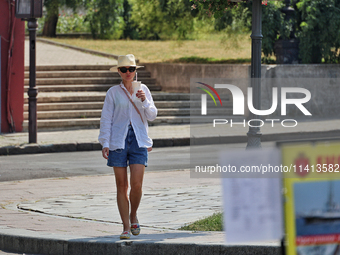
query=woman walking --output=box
[98,54,157,239]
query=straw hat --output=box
[109,54,144,72]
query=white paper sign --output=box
[220,148,283,243]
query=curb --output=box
[0,142,102,156]
[191,130,340,145]
[0,232,281,255]
[1,130,340,155]
[0,138,190,156]
[35,38,120,60]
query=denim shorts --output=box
[107,125,148,167]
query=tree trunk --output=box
[42,1,59,37]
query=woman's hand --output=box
[147,147,152,152]
[136,90,146,102]
[102,147,109,159]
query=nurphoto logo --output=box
[196,82,312,128]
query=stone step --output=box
[24,101,216,111]
[25,70,152,79]
[23,92,192,103]
[25,77,157,86]
[24,91,190,104]
[25,65,125,72]
[24,84,162,93]
[24,110,102,120]
[24,101,185,111]
[24,102,104,111]
[22,116,233,131]
[22,65,235,131]
[24,95,106,104]
[25,94,226,104]
[23,108,233,120]
[23,118,101,131]
[153,93,191,101]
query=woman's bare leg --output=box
[129,164,145,223]
[113,167,130,232]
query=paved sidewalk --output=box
[0,170,281,255]
[25,40,118,66]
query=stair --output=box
[23,65,235,131]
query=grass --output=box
[179,212,223,231]
[171,56,251,64]
[47,33,252,64]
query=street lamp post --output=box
[27,19,38,143]
[15,0,43,143]
[246,0,263,148]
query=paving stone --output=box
[25,41,118,66]
[16,184,222,230]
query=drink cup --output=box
[132,81,142,101]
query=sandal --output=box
[120,231,131,239]
[131,219,140,236]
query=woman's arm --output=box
[98,88,115,150]
[137,85,157,121]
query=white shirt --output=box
[98,82,157,150]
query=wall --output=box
[143,63,250,93]
[144,63,340,119]
[0,2,25,133]
[262,65,340,119]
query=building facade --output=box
[0,0,25,133]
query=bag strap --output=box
[120,86,145,124]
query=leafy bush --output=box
[129,0,165,39]
[230,0,340,64]
[41,0,84,37]
[39,0,340,64]
[164,0,197,39]
[191,0,242,19]
[56,13,90,33]
[214,9,233,31]
[297,0,340,63]
[203,0,340,64]
[262,2,284,59]
[85,0,125,39]
[220,1,284,62]
[129,0,198,40]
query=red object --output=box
[296,234,340,246]
[0,0,25,133]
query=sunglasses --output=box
[119,67,136,73]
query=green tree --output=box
[214,9,233,31]
[194,0,340,64]
[163,0,198,39]
[129,0,198,40]
[191,0,241,19]
[297,0,340,63]
[42,0,81,37]
[193,0,284,62]
[122,0,139,39]
[86,0,124,39]
[129,0,167,40]
[232,1,283,61]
